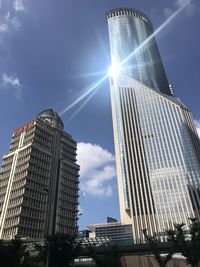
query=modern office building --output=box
[0,109,79,239]
[88,221,133,246]
[107,8,200,243]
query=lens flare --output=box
[121,0,191,66]
[66,85,100,123]
[108,63,121,77]
[59,1,191,119]
[59,74,108,117]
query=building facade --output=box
[88,222,133,246]
[107,8,200,243]
[107,8,171,95]
[0,109,79,239]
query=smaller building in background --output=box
[88,220,133,246]
[78,229,90,238]
[107,217,118,223]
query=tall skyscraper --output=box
[0,109,79,239]
[107,8,200,243]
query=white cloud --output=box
[0,12,10,33]
[194,120,200,138]
[0,23,8,33]
[1,73,23,99]
[164,0,194,17]
[175,0,190,7]
[175,0,194,14]
[0,0,25,34]
[13,0,25,11]
[2,73,21,88]
[164,8,174,18]
[77,142,116,197]
[68,88,73,94]
[0,12,20,33]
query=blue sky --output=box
[0,0,200,230]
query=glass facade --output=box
[107,8,171,95]
[107,8,200,243]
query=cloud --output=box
[164,8,174,18]
[0,12,20,33]
[175,0,194,14]
[0,23,8,33]
[2,73,21,88]
[194,120,200,138]
[13,0,25,11]
[0,12,11,33]
[0,0,25,34]
[68,88,73,94]
[164,0,194,17]
[77,143,116,197]
[1,73,23,98]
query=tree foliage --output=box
[0,237,30,267]
[37,233,82,267]
[143,229,174,267]
[166,218,200,267]
[89,245,122,267]
[144,218,200,267]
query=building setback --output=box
[0,109,79,239]
[107,8,200,243]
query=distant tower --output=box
[107,8,200,243]
[0,109,79,239]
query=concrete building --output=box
[88,222,133,246]
[0,109,79,239]
[107,8,200,243]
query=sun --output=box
[108,63,121,77]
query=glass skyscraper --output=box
[107,8,200,243]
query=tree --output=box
[89,245,122,267]
[143,218,200,267]
[143,229,174,267]
[34,239,48,266]
[36,233,82,267]
[166,218,200,267]
[0,239,9,266]
[0,237,30,267]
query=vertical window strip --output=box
[147,90,170,231]
[125,87,149,241]
[137,87,162,235]
[120,87,141,242]
[158,98,185,225]
[132,86,157,236]
[169,103,197,216]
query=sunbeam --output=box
[59,74,108,116]
[70,70,107,79]
[59,0,190,119]
[66,85,100,124]
[120,0,191,67]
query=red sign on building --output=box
[13,120,35,136]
